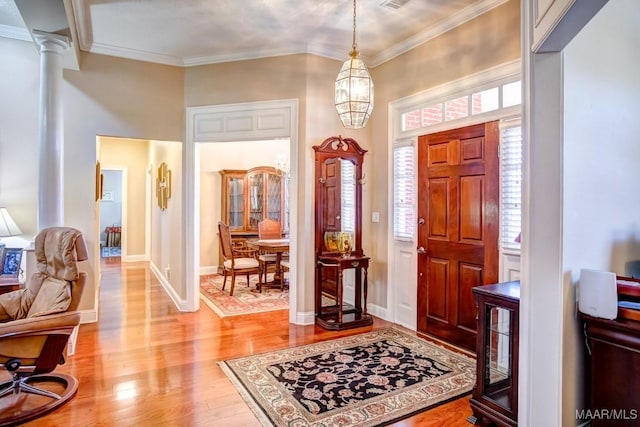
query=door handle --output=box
[417,246,426,254]
[336,215,341,220]
[418,218,425,225]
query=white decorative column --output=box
[33,30,69,229]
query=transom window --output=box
[401,81,522,132]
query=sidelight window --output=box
[500,119,522,251]
[393,143,415,240]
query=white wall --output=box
[149,140,184,298]
[562,0,640,422]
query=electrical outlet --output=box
[165,267,170,280]
[372,212,380,223]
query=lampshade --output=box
[0,207,22,237]
[334,0,374,129]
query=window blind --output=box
[500,121,522,251]
[393,144,415,240]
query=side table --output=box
[315,253,373,330]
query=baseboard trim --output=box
[149,261,191,311]
[122,254,146,262]
[294,310,315,325]
[200,265,218,275]
[80,308,98,324]
[367,303,387,321]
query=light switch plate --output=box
[372,212,380,223]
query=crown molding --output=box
[89,40,184,66]
[370,0,510,67]
[0,23,30,42]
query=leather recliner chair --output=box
[0,226,87,426]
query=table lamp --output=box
[0,207,22,250]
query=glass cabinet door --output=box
[484,304,513,410]
[266,172,282,222]
[227,176,244,229]
[248,172,264,229]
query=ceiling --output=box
[0,0,508,68]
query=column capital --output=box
[33,29,70,54]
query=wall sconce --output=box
[95,161,103,201]
[156,162,172,210]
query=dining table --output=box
[245,238,290,290]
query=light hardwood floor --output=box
[18,259,473,426]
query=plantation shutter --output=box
[500,119,522,251]
[393,144,415,241]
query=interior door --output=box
[416,121,499,352]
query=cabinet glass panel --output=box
[266,173,282,221]
[228,177,244,228]
[484,304,513,410]
[248,173,264,228]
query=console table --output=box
[315,254,372,330]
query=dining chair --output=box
[218,222,260,296]
[257,219,283,288]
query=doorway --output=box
[416,121,499,351]
[185,99,300,322]
[99,169,124,258]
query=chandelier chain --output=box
[352,0,357,52]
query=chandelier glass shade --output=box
[335,0,374,129]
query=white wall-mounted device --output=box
[578,269,618,320]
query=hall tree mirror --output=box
[314,136,372,330]
[313,136,366,259]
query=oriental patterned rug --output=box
[200,273,288,317]
[220,328,475,426]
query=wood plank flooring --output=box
[11,259,473,426]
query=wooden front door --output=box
[417,121,499,352]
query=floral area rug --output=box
[200,273,288,317]
[220,328,475,426]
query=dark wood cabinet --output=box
[579,275,640,426]
[469,281,519,427]
[581,314,640,426]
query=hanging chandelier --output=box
[334,0,374,129]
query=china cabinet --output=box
[219,166,285,233]
[469,281,519,427]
